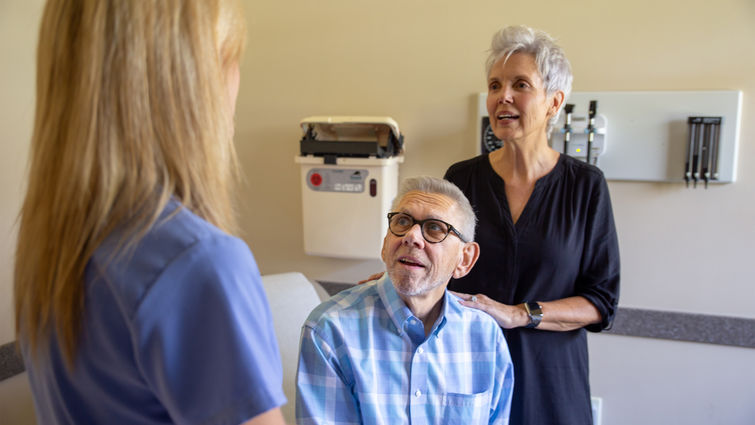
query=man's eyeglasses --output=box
[387,212,468,244]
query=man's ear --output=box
[380,233,389,264]
[453,242,480,279]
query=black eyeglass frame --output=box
[386,212,468,244]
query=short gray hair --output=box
[485,25,573,135]
[391,176,477,242]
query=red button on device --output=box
[310,173,323,186]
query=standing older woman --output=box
[14,1,287,424]
[446,26,620,424]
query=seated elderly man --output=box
[296,176,514,425]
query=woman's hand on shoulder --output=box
[357,272,384,285]
[450,291,529,329]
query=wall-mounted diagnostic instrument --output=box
[685,116,722,188]
[552,100,608,164]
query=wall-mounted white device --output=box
[296,116,404,259]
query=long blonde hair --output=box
[14,0,247,365]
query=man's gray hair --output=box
[391,176,477,242]
[485,25,573,135]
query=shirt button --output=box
[415,390,422,397]
[417,347,424,354]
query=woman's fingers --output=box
[449,290,474,301]
[451,291,487,310]
[450,291,485,304]
[452,293,512,328]
[356,272,385,285]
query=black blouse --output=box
[444,153,620,425]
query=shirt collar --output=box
[377,274,450,338]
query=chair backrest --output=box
[260,272,327,423]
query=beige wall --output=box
[0,2,44,423]
[0,0,43,344]
[1,0,754,423]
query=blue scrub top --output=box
[23,201,287,425]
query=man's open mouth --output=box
[399,257,425,268]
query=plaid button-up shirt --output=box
[296,274,514,424]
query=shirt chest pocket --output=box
[439,391,491,424]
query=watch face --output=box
[481,116,503,153]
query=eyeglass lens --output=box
[389,213,450,243]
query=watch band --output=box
[524,301,543,328]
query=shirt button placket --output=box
[414,345,424,399]
[409,342,428,424]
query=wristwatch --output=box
[523,302,543,328]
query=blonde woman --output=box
[14,1,287,424]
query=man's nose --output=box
[401,223,426,247]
